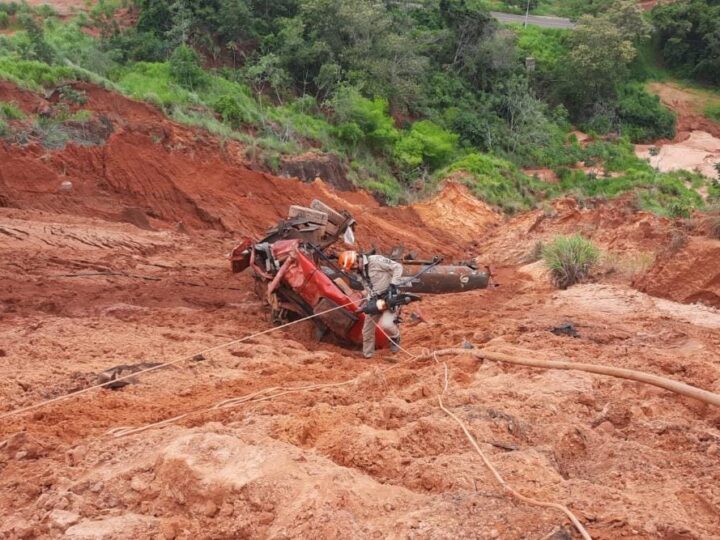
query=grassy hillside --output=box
[0,0,717,215]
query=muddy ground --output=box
[635,82,720,179]
[2,81,720,539]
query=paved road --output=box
[490,11,576,29]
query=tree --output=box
[252,0,426,108]
[606,0,651,42]
[245,53,290,103]
[169,44,207,90]
[458,27,517,90]
[566,15,637,102]
[166,0,193,47]
[395,120,458,171]
[330,87,399,152]
[18,13,54,63]
[216,0,255,43]
[439,0,493,69]
[652,0,720,84]
[496,75,552,155]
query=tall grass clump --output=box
[542,234,600,289]
[0,101,24,120]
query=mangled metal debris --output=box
[230,200,492,348]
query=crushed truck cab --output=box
[230,200,491,348]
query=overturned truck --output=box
[230,200,491,349]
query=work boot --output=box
[390,337,400,353]
[363,352,374,360]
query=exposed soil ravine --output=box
[2,79,720,539]
[637,82,720,179]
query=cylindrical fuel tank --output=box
[400,264,490,294]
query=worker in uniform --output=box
[338,250,403,359]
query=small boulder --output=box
[48,509,80,531]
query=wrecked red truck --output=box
[230,200,491,349]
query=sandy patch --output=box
[636,130,720,179]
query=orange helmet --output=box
[338,250,358,271]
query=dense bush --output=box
[213,95,252,128]
[395,121,458,171]
[441,152,546,212]
[17,12,54,63]
[543,234,600,289]
[652,0,720,84]
[46,20,115,75]
[169,45,207,90]
[616,84,675,142]
[0,3,19,16]
[0,57,76,89]
[330,88,398,152]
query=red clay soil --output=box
[2,81,720,539]
[635,237,720,308]
[473,195,676,267]
[0,82,492,258]
[648,81,720,142]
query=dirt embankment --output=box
[635,237,720,308]
[2,80,720,539]
[0,82,499,259]
[473,194,720,310]
[474,195,673,266]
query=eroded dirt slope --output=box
[0,82,496,258]
[2,81,720,539]
[637,82,720,179]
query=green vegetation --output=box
[615,84,675,142]
[706,104,720,123]
[543,234,600,289]
[0,100,24,120]
[0,0,716,214]
[440,152,545,213]
[395,121,458,171]
[652,0,720,85]
[479,0,615,18]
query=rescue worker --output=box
[338,250,403,359]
